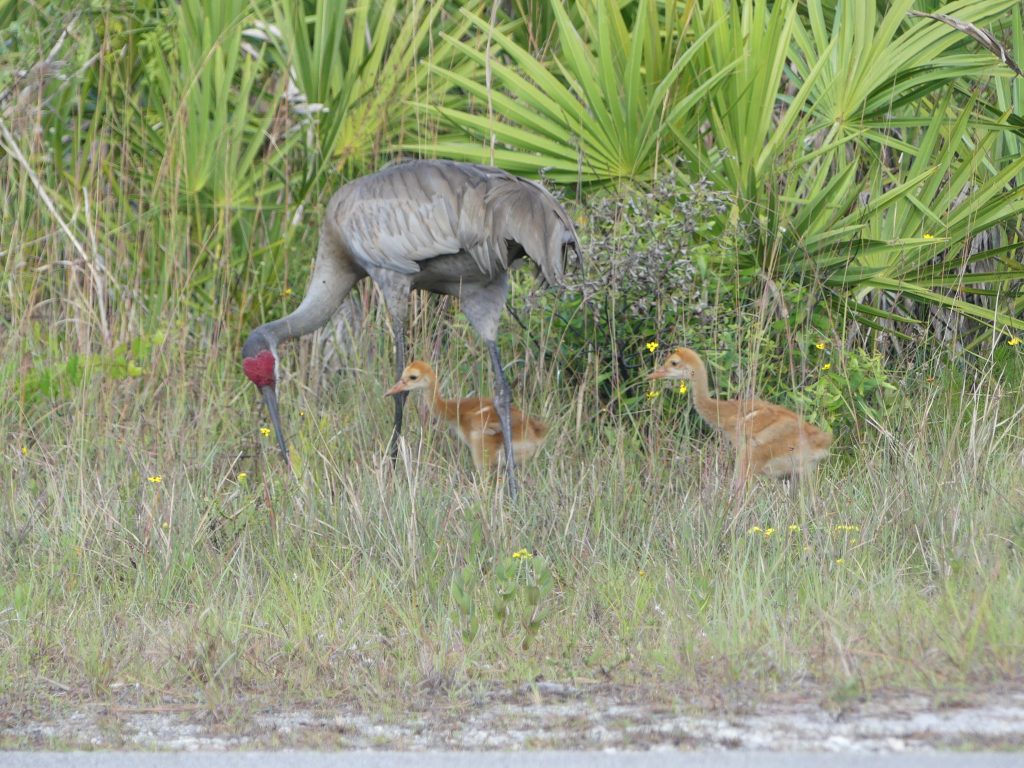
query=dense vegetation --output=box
[2,0,1023,721]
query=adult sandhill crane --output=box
[384,360,549,476]
[649,348,832,500]
[242,159,579,500]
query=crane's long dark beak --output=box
[259,385,290,465]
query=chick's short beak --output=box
[384,380,406,398]
[648,368,667,381]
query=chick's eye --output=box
[670,360,679,366]
[410,374,419,380]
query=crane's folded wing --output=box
[343,196,463,274]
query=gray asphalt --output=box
[1,752,1022,767]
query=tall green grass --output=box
[3,304,1023,707]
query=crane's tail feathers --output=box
[485,179,578,289]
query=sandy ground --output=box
[4,685,1024,752]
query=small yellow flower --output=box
[678,382,687,395]
[260,427,272,437]
[646,341,659,353]
[646,390,660,399]
[283,287,293,297]
[836,558,845,565]
[763,527,776,538]
[748,526,763,534]
[638,569,646,578]
[1009,337,1021,347]
[161,521,169,530]
[835,524,860,532]
[299,410,306,417]
[821,363,831,371]
[512,548,532,560]
[148,476,162,484]
[815,342,826,351]
[788,524,800,532]
[237,472,248,482]
[923,233,935,240]
[21,446,28,456]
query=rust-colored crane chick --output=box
[385,361,548,475]
[650,348,831,496]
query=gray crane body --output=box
[242,159,579,500]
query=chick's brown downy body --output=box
[650,348,832,492]
[385,361,548,474]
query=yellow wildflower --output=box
[815,342,826,350]
[1009,337,1021,347]
[788,524,800,532]
[678,383,687,395]
[238,472,248,482]
[923,233,935,240]
[763,527,776,538]
[283,287,293,297]
[821,363,831,371]
[260,427,272,437]
[646,390,660,399]
[834,524,860,532]
[148,476,162,484]
[638,569,646,578]
[21,446,28,457]
[748,526,763,534]
[161,521,169,530]
[836,558,845,565]
[512,548,532,560]
[646,341,659,353]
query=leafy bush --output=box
[515,168,735,409]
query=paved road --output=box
[2,752,1022,768]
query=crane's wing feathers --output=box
[332,160,578,283]
[484,179,577,287]
[344,196,463,274]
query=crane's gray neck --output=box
[245,302,336,353]
[244,259,361,357]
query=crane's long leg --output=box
[371,276,413,462]
[487,340,519,502]
[388,315,407,461]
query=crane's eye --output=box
[409,374,419,380]
[670,360,679,366]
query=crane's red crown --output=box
[243,349,276,388]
